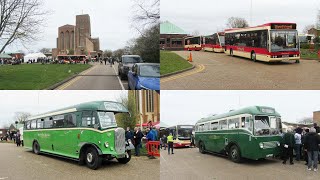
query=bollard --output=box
[189,52,193,62]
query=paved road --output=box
[0,143,159,180]
[161,51,320,90]
[56,62,128,90]
[160,148,320,180]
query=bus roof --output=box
[196,106,280,124]
[225,22,297,32]
[27,101,129,121]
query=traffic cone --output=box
[189,52,193,62]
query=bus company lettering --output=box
[38,133,50,138]
[237,47,245,51]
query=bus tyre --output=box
[33,141,40,155]
[199,142,206,154]
[251,52,257,62]
[85,147,102,170]
[117,150,131,164]
[229,145,242,163]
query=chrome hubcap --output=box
[87,153,93,163]
[232,149,237,158]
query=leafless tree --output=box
[103,50,113,58]
[14,112,31,123]
[131,0,160,34]
[303,24,315,34]
[226,17,249,28]
[298,117,313,124]
[0,0,49,54]
[39,48,51,54]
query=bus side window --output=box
[31,120,37,129]
[44,117,53,129]
[65,114,76,127]
[37,119,44,129]
[53,115,64,128]
[211,122,218,130]
[82,111,93,127]
[241,117,245,128]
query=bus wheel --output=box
[230,49,233,56]
[85,147,102,170]
[32,141,40,155]
[117,150,131,164]
[199,142,206,154]
[229,145,242,163]
[251,52,257,62]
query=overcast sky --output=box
[161,0,320,35]
[161,91,320,126]
[5,0,140,53]
[0,91,127,128]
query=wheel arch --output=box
[79,143,103,161]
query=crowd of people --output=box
[0,130,23,147]
[281,123,320,171]
[125,125,159,159]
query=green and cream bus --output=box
[24,101,133,170]
[195,106,282,163]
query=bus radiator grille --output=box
[115,128,126,154]
[262,141,278,149]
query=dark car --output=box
[118,55,143,80]
[127,63,160,90]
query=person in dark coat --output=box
[302,128,310,165]
[125,127,134,142]
[133,127,143,156]
[16,131,21,147]
[282,128,295,165]
[304,127,320,171]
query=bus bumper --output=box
[267,56,300,62]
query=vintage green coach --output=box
[195,106,282,162]
[24,101,133,170]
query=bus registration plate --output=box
[266,154,273,158]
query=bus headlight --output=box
[276,142,280,147]
[259,142,264,149]
[104,142,109,148]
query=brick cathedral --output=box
[52,14,102,58]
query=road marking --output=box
[56,65,98,90]
[112,65,125,90]
[161,64,206,83]
[0,177,8,179]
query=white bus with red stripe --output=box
[184,36,203,51]
[224,23,300,63]
[203,32,225,53]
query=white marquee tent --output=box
[24,53,46,62]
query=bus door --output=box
[62,113,79,157]
[216,120,228,153]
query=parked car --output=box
[118,55,143,80]
[127,63,160,90]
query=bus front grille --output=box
[262,141,278,149]
[114,128,125,154]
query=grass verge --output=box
[160,51,193,75]
[0,64,91,90]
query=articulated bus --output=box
[167,125,194,147]
[24,101,133,170]
[184,36,204,51]
[195,106,282,163]
[203,32,225,53]
[224,23,300,63]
